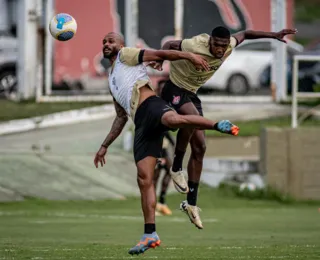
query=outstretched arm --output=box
[120,46,208,71]
[142,49,209,71]
[233,28,298,47]
[148,40,182,70]
[94,99,128,168]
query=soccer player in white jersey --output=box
[149,26,297,230]
[93,32,239,255]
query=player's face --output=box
[102,35,122,58]
[210,37,230,59]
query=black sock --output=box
[187,181,199,206]
[144,223,156,234]
[159,191,166,204]
[172,150,185,172]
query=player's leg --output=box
[161,110,239,227]
[162,152,173,196]
[169,127,193,193]
[129,100,164,255]
[187,130,206,185]
[160,81,199,194]
[179,129,206,229]
[154,156,166,216]
[154,161,162,216]
[172,126,194,173]
[162,111,239,133]
[153,161,161,189]
[186,96,206,185]
[156,151,173,216]
[137,156,158,225]
[179,96,206,228]
[161,107,239,194]
[129,156,161,255]
[170,101,204,193]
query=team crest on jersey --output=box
[172,95,180,105]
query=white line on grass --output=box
[2,257,304,260]
[1,244,316,254]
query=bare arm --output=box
[147,40,183,70]
[94,99,128,168]
[142,49,209,71]
[233,29,297,47]
[142,49,190,62]
[101,99,128,148]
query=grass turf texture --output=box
[205,116,320,137]
[0,186,319,260]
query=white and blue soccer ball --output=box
[49,13,77,41]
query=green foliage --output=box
[218,182,295,204]
[295,0,320,23]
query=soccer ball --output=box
[49,13,77,41]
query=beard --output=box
[103,50,119,59]
[103,53,111,58]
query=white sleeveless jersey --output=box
[108,48,151,117]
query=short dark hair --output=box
[211,26,230,38]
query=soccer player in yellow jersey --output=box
[149,26,297,229]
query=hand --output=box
[274,28,298,43]
[147,61,163,71]
[189,53,209,72]
[94,146,107,168]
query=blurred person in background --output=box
[154,81,175,216]
[154,131,175,216]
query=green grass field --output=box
[0,100,106,122]
[206,116,320,137]
[0,187,319,260]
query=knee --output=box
[191,141,206,161]
[137,168,153,189]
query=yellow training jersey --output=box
[169,33,237,93]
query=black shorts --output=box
[161,80,203,116]
[133,96,174,163]
[161,148,168,158]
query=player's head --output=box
[209,26,231,59]
[102,32,125,59]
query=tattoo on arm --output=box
[101,100,128,148]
